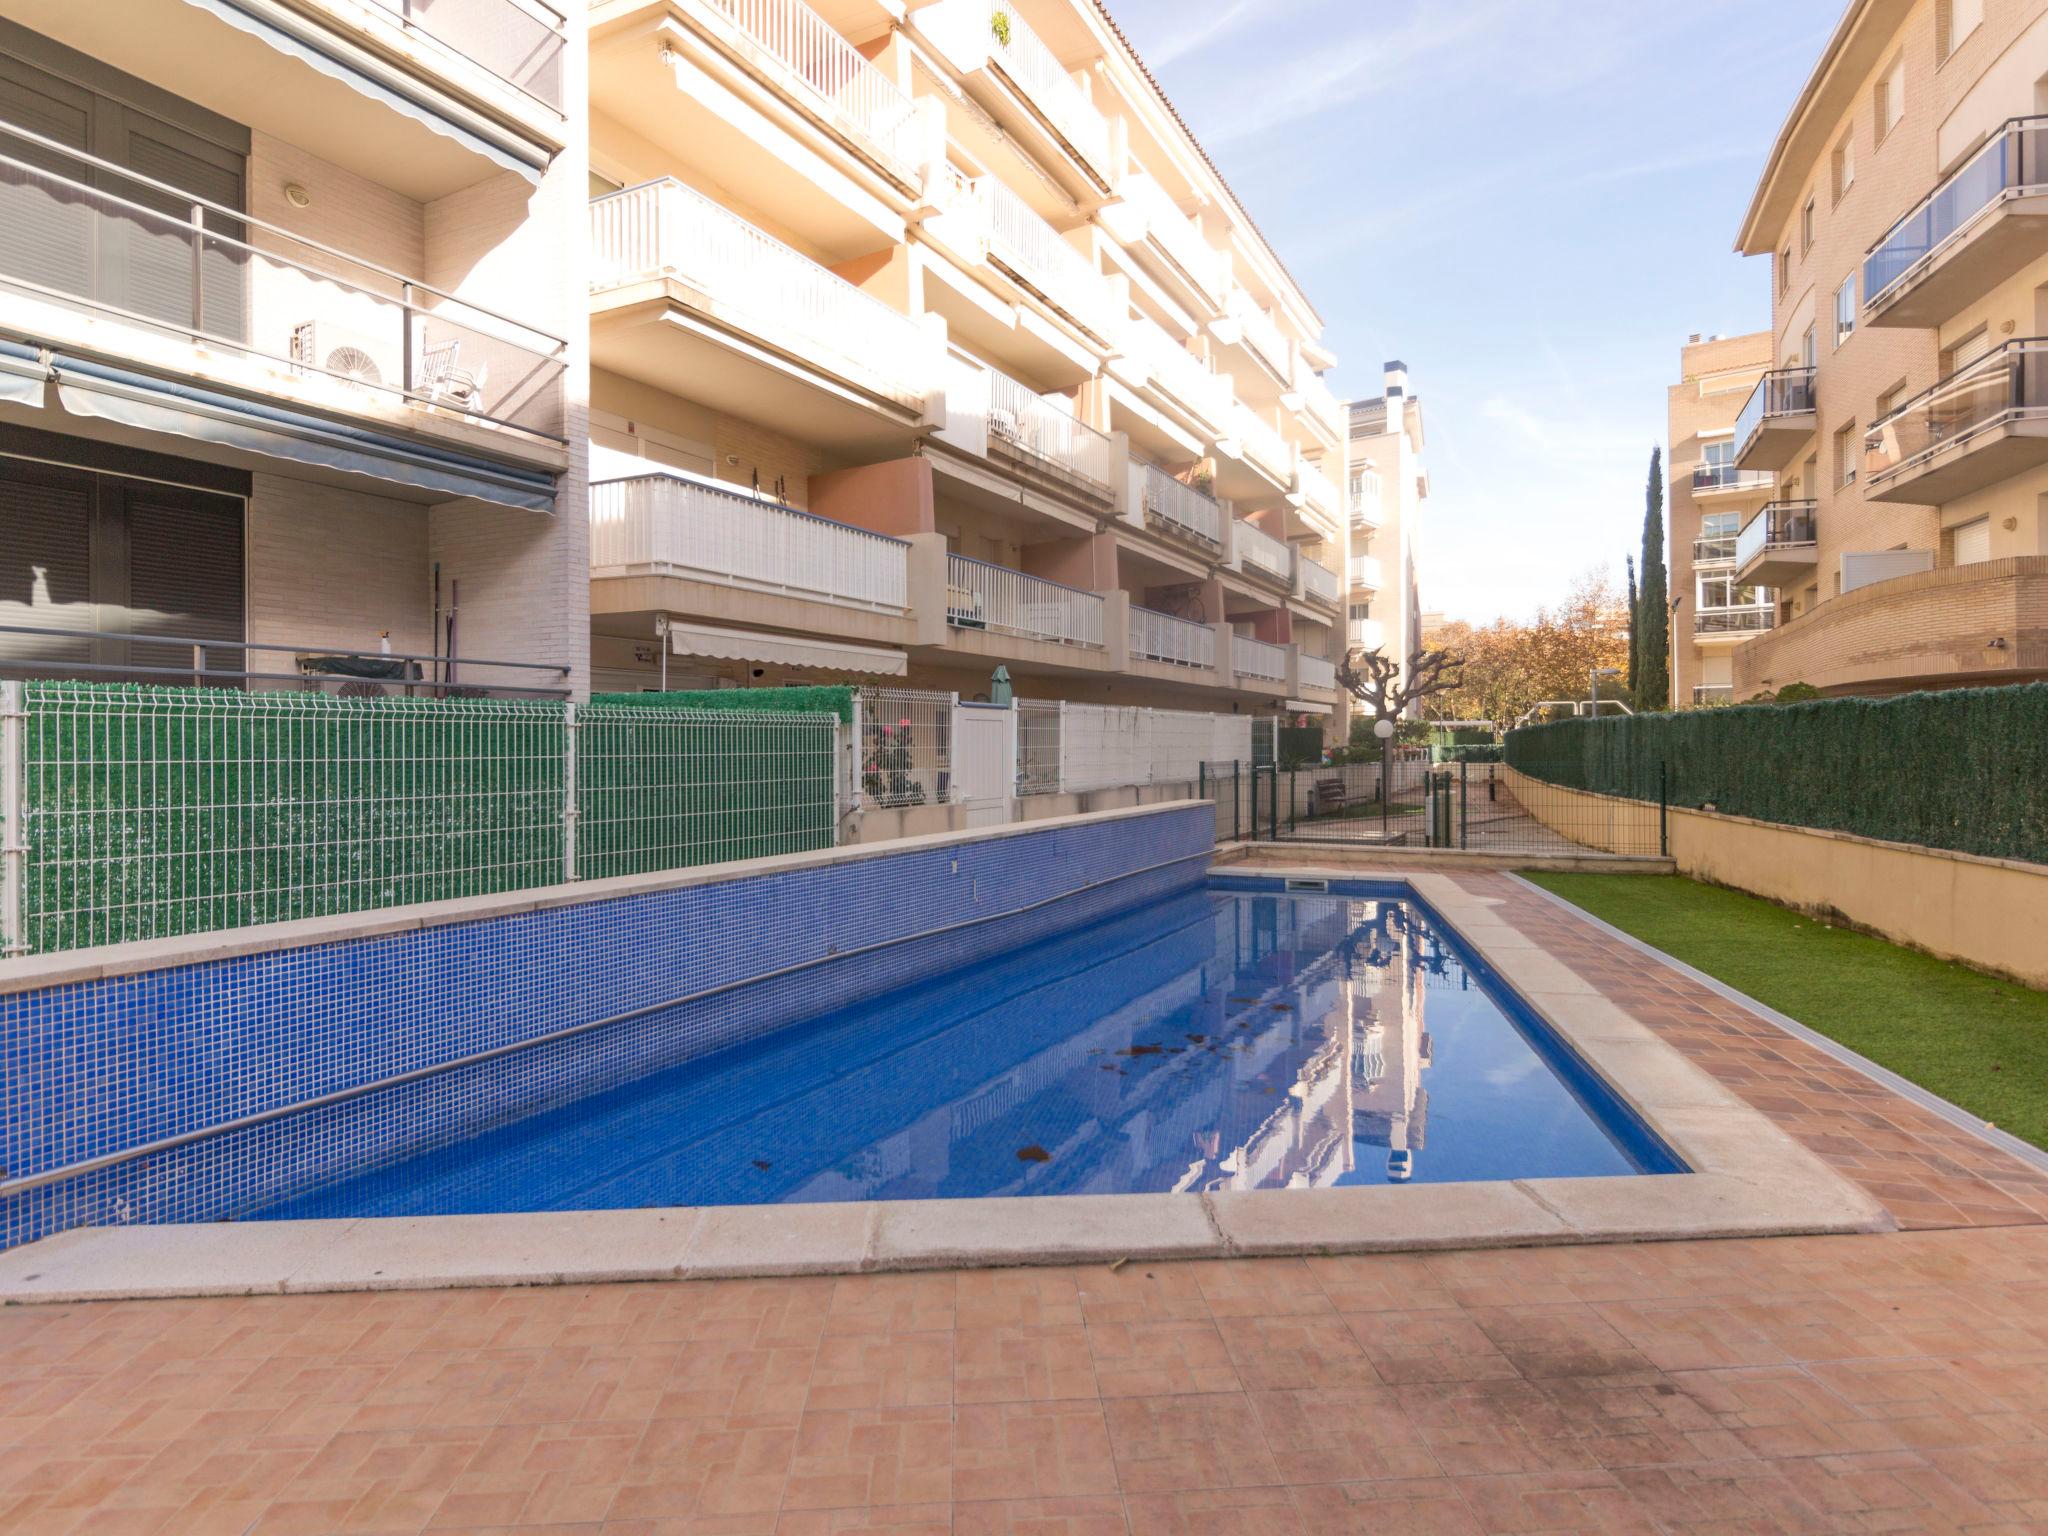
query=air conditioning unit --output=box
[290,321,392,387]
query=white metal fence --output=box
[986,367,1114,489]
[1059,704,1252,794]
[1015,698,1063,795]
[981,174,1115,340]
[590,473,909,611]
[1129,606,1216,669]
[1136,461,1223,547]
[1299,557,1340,606]
[1234,518,1292,583]
[1297,653,1338,692]
[946,554,1105,648]
[960,0,1111,175]
[1,682,839,957]
[1230,401,1294,481]
[857,686,952,809]
[1232,633,1287,682]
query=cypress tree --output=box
[1637,448,1670,710]
[1625,553,1639,697]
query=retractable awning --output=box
[1286,698,1338,715]
[0,341,48,407]
[53,355,557,513]
[668,622,908,676]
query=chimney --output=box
[1688,332,1702,344]
[1383,360,1408,398]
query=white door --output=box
[953,702,1015,828]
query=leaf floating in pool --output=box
[1186,1034,1206,1044]
[1269,1003,1293,1013]
[1117,1044,1165,1058]
[751,1159,773,1171]
[1228,996,1258,1005]
[1016,1145,1051,1163]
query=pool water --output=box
[259,883,1680,1219]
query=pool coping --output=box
[0,865,1893,1302]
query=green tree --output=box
[1636,448,1670,710]
[1625,553,1639,697]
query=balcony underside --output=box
[921,626,1112,679]
[1737,546,1818,589]
[591,575,917,650]
[926,448,1099,536]
[591,287,930,455]
[1735,414,1817,472]
[1867,194,2048,329]
[1212,445,1291,503]
[592,15,910,259]
[1105,378,1211,463]
[1694,628,1766,647]
[1692,479,1774,501]
[943,61,1110,206]
[1867,417,2048,503]
[922,259,1097,389]
[8,0,553,199]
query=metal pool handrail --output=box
[0,848,1213,1198]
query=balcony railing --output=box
[1734,366,1815,452]
[697,0,924,176]
[1695,605,1776,636]
[987,367,1113,489]
[1230,403,1294,483]
[1137,462,1222,547]
[947,554,1104,648]
[1228,287,1290,378]
[1692,534,1737,564]
[1297,652,1337,692]
[1735,500,1818,572]
[1119,174,1224,299]
[968,0,1112,177]
[1865,117,2048,307]
[1233,518,1292,583]
[1232,633,1287,682]
[1297,367,1343,440]
[1299,557,1340,606]
[1295,458,1340,519]
[1129,606,1215,669]
[590,472,908,611]
[0,119,567,443]
[1692,461,1773,494]
[362,0,567,111]
[1125,315,1229,423]
[1692,684,1734,705]
[1349,554,1384,589]
[1864,338,2048,483]
[1349,618,1384,653]
[980,174,1113,339]
[591,179,933,412]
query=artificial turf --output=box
[1521,872,2048,1152]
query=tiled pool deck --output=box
[4,871,2047,1532]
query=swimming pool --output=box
[257,879,1681,1221]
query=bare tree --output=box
[1339,646,1465,727]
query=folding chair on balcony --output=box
[414,329,487,412]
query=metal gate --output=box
[952,701,1015,828]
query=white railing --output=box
[1129,607,1216,669]
[1348,554,1384,590]
[970,0,1112,177]
[947,554,1105,648]
[699,0,925,177]
[1230,288,1291,378]
[1234,518,1292,583]
[1296,367,1343,441]
[1295,459,1340,520]
[590,473,908,612]
[361,0,567,110]
[986,368,1114,489]
[1349,618,1384,653]
[1120,174,1225,299]
[1232,633,1287,682]
[590,180,934,411]
[1299,557,1340,606]
[1126,315,1230,424]
[1136,462,1222,547]
[981,175,1114,339]
[1298,652,1337,692]
[1350,471,1382,523]
[859,686,952,808]
[1230,402,1294,483]
[1059,704,1251,794]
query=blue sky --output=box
[1110,0,1842,622]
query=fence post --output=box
[562,700,580,883]
[832,717,845,844]
[1,680,25,957]
[849,690,864,814]
[1267,763,1278,840]
[1233,760,1242,842]
[1659,760,1669,858]
[1459,761,1468,850]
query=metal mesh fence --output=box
[1016,699,1062,795]
[5,682,841,956]
[857,687,951,809]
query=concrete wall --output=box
[1500,767,2048,989]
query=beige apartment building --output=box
[0,1,590,696]
[582,0,1348,728]
[1344,364,1426,698]
[1729,0,2048,697]
[1668,331,1774,705]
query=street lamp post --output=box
[1590,665,1621,716]
[1374,717,1396,838]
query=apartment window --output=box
[1835,275,1857,346]
[1876,378,1908,419]
[1802,325,1818,368]
[1943,326,1992,378]
[1834,421,1858,487]
[1800,196,1816,254]
[1939,0,1983,62]
[1698,574,1764,610]
[1951,517,1991,565]
[1831,134,1854,203]
[1702,438,1736,480]
[1875,54,1905,141]
[1779,246,1792,295]
[1348,601,1373,621]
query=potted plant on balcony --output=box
[991,10,1013,46]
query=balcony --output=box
[1291,365,1344,448]
[590,472,908,613]
[1735,501,1818,588]
[1692,534,1737,566]
[1233,518,1293,586]
[1695,605,1776,639]
[1297,652,1338,693]
[1135,462,1223,550]
[1232,633,1287,684]
[1349,555,1384,590]
[1349,618,1385,653]
[1691,461,1773,497]
[1293,459,1342,529]
[1864,339,2048,503]
[923,0,1114,192]
[1298,557,1341,609]
[1212,285,1290,387]
[0,121,565,487]
[358,0,567,114]
[589,179,939,450]
[1223,402,1295,492]
[947,554,1104,649]
[986,367,1114,493]
[1121,315,1230,432]
[980,175,1116,343]
[1864,117,2048,328]
[1733,366,1816,470]
[1129,606,1216,670]
[1102,173,1225,311]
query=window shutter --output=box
[0,469,93,666]
[0,56,96,312]
[124,485,246,678]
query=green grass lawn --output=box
[1522,872,2048,1151]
